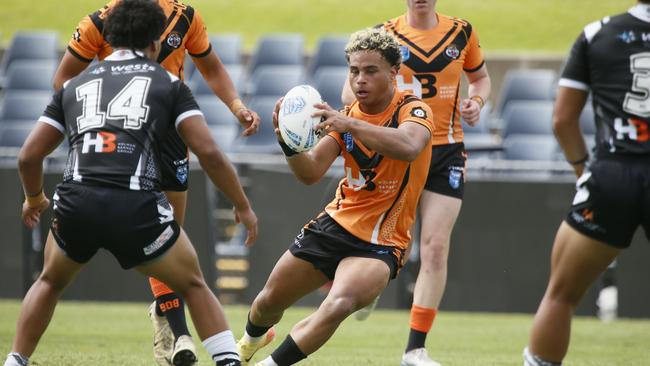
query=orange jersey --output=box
[324,90,433,254]
[68,0,210,79]
[383,14,485,145]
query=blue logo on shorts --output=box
[399,45,410,62]
[448,169,462,189]
[375,249,389,255]
[175,161,188,184]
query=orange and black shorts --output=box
[290,213,401,280]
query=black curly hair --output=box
[104,0,166,50]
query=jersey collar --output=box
[105,49,146,61]
[629,3,650,23]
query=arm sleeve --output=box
[38,88,66,134]
[185,8,212,58]
[67,14,105,62]
[172,81,204,128]
[463,24,485,72]
[398,100,434,135]
[559,33,590,91]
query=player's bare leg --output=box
[525,222,619,365]
[402,191,461,366]
[8,232,84,363]
[147,190,195,366]
[137,229,240,365]
[239,251,328,365]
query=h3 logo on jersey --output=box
[81,131,117,153]
[613,117,649,142]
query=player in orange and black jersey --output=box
[525,2,650,365]
[234,28,433,366]
[51,1,260,365]
[3,2,256,366]
[342,1,491,365]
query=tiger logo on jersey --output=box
[166,32,182,49]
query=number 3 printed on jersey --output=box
[76,77,151,133]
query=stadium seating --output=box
[248,65,304,98]
[0,124,33,147]
[195,95,239,152]
[4,60,57,91]
[311,66,348,110]
[308,35,349,77]
[210,33,243,65]
[232,96,282,154]
[0,91,51,122]
[189,64,245,96]
[502,134,559,161]
[248,34,304,73]
[0,31,59,77]
[501,100,554,137]
[495,69,556,116]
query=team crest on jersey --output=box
[445,44,460,60]
[410,107,428,119]
[618,30,636,44]
[73,27,81,42]
[166,31,182,49]
[399,45,410,62]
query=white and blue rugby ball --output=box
[278,85,323,152]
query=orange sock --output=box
[149,277,175,298]
[409,305,437,333]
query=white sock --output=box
[523,347,562,366]
[242,330,267,344]
[202,330,240,362]
[257,356,279,366]
[4,353,28,366]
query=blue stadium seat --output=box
[311,66,348,110]
[232,97,281,154]
[503,134,559,161]
[502,100,554,137]
[309,35,349,77]
[248,65,304,98]
[579,104,596,135]
[189,64,245,96]
[0,31,59,76]
[496,69,556,116]
[0,124,33,147]
[210,33,243,65]
[0,91,52,122]
[196,96,237,126]
[183,53,196,80]
[249,34,304,73]
[4,60,57,91]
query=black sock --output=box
[156,293,191,339]
[216,359,241,366]
[270,335,307,366]
[405,329,427,352]
[245,313,272,338]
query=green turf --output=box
[0,300,649,365]
[0,0,632,52]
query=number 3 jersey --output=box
[382,14,484,145]
[560,3,650,156]
[38,50,203,191]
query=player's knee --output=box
[37,272,69,293]
[320,295,357,320]
[253,288,287,315]
[546,281,585,307]
[173,274,207,299]
[420,238,449,269]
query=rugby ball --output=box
[278,85,323,152]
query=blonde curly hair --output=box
[344,28,402,69]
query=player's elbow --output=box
[295,172,321,185]
[552,113,576,135]
[194,143,223,164]
[17,149,40,172]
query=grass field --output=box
[1,300,649,365]
[0,0,632,52]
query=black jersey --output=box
[38,50,202,191]
[560,4,650,156]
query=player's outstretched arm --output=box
[270,98,340,185]
[18,123,64,228]
[53,50,91,90]
[193,51,261,136]
[314,103,431,162]
[177,115,258,245]
[553,86,590,177]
